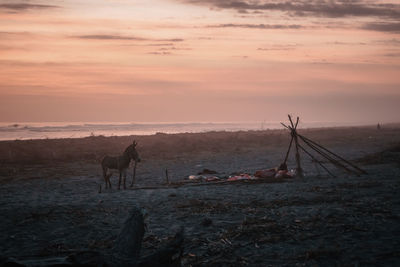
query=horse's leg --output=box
[102,166,109,189]
[107,173,112,189]
[130,161,137,187]
[123,168,127,189]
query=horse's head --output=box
[127,140,141,162]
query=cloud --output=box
[325,41,367,46]
[207,23,302,29]
[178,0,400,19]
[361,22,400,33]
[257,45,298,51]
[74,35,185,42]
[232,55,248,59]
[373,38,400,45]
[164,38,184,42]
[147,43,174,46]
[0,3,59,13]
[0,31,34,38]
[0,43,30,51]
[147,51,172,55]
[76,34,147,41]
[158,47,191,51]
[383,52,400,57]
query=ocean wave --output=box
[0,121,360,141]
[0,122,269,140]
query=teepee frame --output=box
[281,115,367,177]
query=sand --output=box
[0,125,399,266]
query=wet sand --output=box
[0,125,399,266]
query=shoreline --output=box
[1,122,399,142]
[1,125,400,165]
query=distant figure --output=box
[377,123,381,130]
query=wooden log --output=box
[110,207,145,267]
[138,226,184,267]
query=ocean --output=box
[0,121,362,141]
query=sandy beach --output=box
[1,125,400,266]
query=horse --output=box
[101,140,141,190]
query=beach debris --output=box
[188,175,203,180]
[198,168,218,175]
[188,175,220,182]
[187,169,296,183]
[188,173,260,182]
[205,176,220,182]
[254,168,276,178]
[187,162,300,184]
[253,168,294,179]
[275,169,295,179]
[227,173,256,181]
[187,169,221,182]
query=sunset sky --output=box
[0,0,399,123]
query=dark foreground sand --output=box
[0,125,400,266]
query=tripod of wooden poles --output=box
[280,115,367,178]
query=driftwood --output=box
[1,207,184,267]
[138,226,184,267]
[109,208,145,266]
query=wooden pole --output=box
[283,135,293,165]
[293,134,304,178]
[165,168,169,184]
[288,115,304,178]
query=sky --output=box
[0,0,399,124]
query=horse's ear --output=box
[133,140,137,147]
